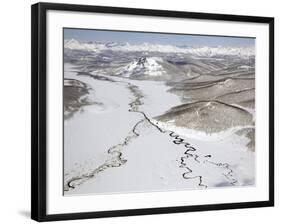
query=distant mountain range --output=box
[64,39,255,58]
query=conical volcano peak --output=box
[136,57,148,67]
[116,57,165,77]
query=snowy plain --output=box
[63,62,255,195]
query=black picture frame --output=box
[31,2,274,222]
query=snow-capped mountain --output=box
[64,39,106,53]
[64,39,255,58]
[117,57,166,77]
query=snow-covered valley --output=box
[63,53,255,195]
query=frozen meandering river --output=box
[64,63,255,196]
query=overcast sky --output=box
[64,28,255,47]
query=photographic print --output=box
[32,3,274,221]
[63,28,256,195]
